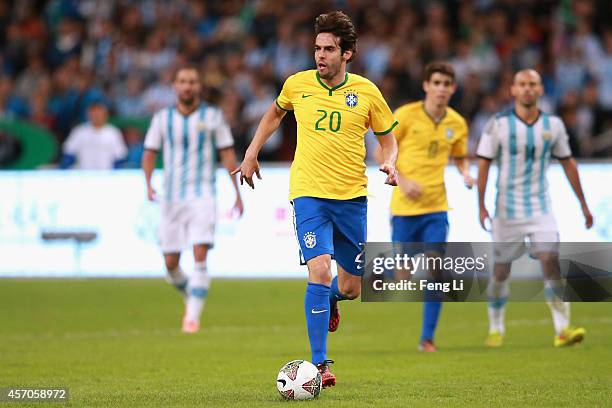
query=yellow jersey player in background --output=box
[382,62,473,352]
[233,11,398,389]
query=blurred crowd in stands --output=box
[0,0,611,167]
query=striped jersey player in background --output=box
[142,66,243,333]
[477,69,593,348]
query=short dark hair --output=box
[314,11,357,62]
[88,100,108,110]
[423,62,455,82]
[173,65,200,81]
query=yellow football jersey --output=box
[276,70,397,200]
[391,101,468,216]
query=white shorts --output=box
[492,214,560,263]
[159,198,216,253]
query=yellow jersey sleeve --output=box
[276,74,295,111]
[392,106,409,142]
[451,118,469,158]
[368,83,398,135]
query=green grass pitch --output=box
[1,279,610,407]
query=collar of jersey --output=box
[173,103,206,118]
[316,72,349,95]
[512,108,541,127]
[421,101,447,126]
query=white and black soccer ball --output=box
[276,360,322,400]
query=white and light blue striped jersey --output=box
[144,104,233,202]
[477,109,572,220]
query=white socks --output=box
[487,279,509,334]
[185,261,211,323]
[544,279,570,335]
[166,266,188,294]
[487,278,570,336]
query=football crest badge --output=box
[445,127,454,139]
[344,91,358,108]
[303,232,317,249]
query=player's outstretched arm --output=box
[219,147,244,217]
[559,157,593,229]
[141,149,158,201]
[374,143,419,197]
[231,102,286,189]
[376,133,398,186]
[453,157,474,189]
[477,158,492,230]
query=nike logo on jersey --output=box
[302,94,313,98]
[311,308,328,314]
[277,379,287,387]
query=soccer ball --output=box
[276,360,322,400]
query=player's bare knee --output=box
[538,252,559,263]
[193,244,209,263]
[164,254,180,271]
[342,285,360,299]
[338,275,361,299]
[308,259,332,285]
[493,263,511,282]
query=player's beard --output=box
[518,93,538,108]
[318,61,340,81]
[179,94,196,107]
[519,98,537,109]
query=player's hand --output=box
[233,196,244,218]
[231,156,262,189]
[463,173,474,189]
[479,206,491,231]
[397,177,422,199]
[146,185,157,201]
[582,204,594,229]
[379,162,398,186]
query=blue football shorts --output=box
[391,211,449,255]
[291,196,367,276]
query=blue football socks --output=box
[329,276,348,311]
[305,282,331,364]
[421,290,442,342]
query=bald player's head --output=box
[511,69,543,108]
[513,69,541,84]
